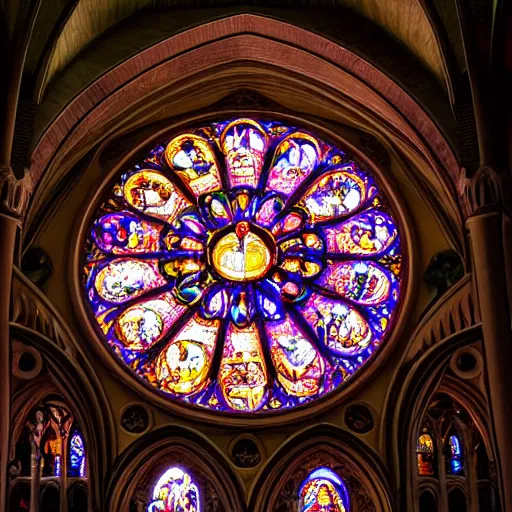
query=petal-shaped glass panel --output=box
[94,259,166,304]
[201,283,231,319]
[165,133,222,195]
[324,209,398,255]
[266,132,321,196]
[221,119,268,188]
[317,261,392,305]
[253,194,285,228]
[91,212,162,255]
[272,210,306,236]
[199,192,233,229]
[153,314,218,395]
[299,165,367,223]
[299,292,372,355]
[114,293,187,351]
[265,315,324,397]
[123,170,191,222]
[171,208,207,238]
[219,323,268,411]
[230,286,255,327]
[255,280,285,321]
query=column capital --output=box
[0,165,33,222]
[458,165,510,219]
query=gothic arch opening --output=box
[106,426,245,511]
[250,425,392,512]
[419,490,438,512]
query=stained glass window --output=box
[68,428,86,478]
[10,402,87,512]
[82,118,404,413]
[147,467,200,512]
[447,434,463,475]
[299,467,349,512]
[417,433,435,476]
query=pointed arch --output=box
[105,426,245,512]
[419,490,438,512]
[249,424,392,512]
[9,324,115,510]
[384,327,483,511]
[384,322,501,512]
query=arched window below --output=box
[447,435,464,475]
[299,467,349,512]
[40,483,60,512]
[9,481,30,512]
[147,467,200,512]
[417,434,435,476]
[419,490,437,512]
[448,488,467,512]
[68,482,88,512]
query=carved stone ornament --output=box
[230,437,262,468]
[0,165,33,220]
[458,165,511,217]
[120,404,150,434]
[344,403,375,434]
[424,250,464,298]
[405,275,479,364]
[21,247,53,291]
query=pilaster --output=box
[0,164,33,509]
[461,164,512,511]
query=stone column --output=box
[0,165,32,510]
[462,166,512,511]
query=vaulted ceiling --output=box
[42,0,454,90]
[16,0,468,150]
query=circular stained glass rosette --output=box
[82,118,404,413]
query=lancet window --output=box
[9,401,88,512]
[415,393,499,512]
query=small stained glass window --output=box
[68,429,86,478]
[417,433,435,476]
[147,467,200,512]
[447,434,463,475]
[82,117,404,414]
[299,467,349,512]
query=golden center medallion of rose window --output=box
[209,221,276,281]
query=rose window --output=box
[82,118,404,413]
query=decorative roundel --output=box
[120,404,151,434]
[230,436,262,468]
[344,403,375,434]
[81,117,404,414]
